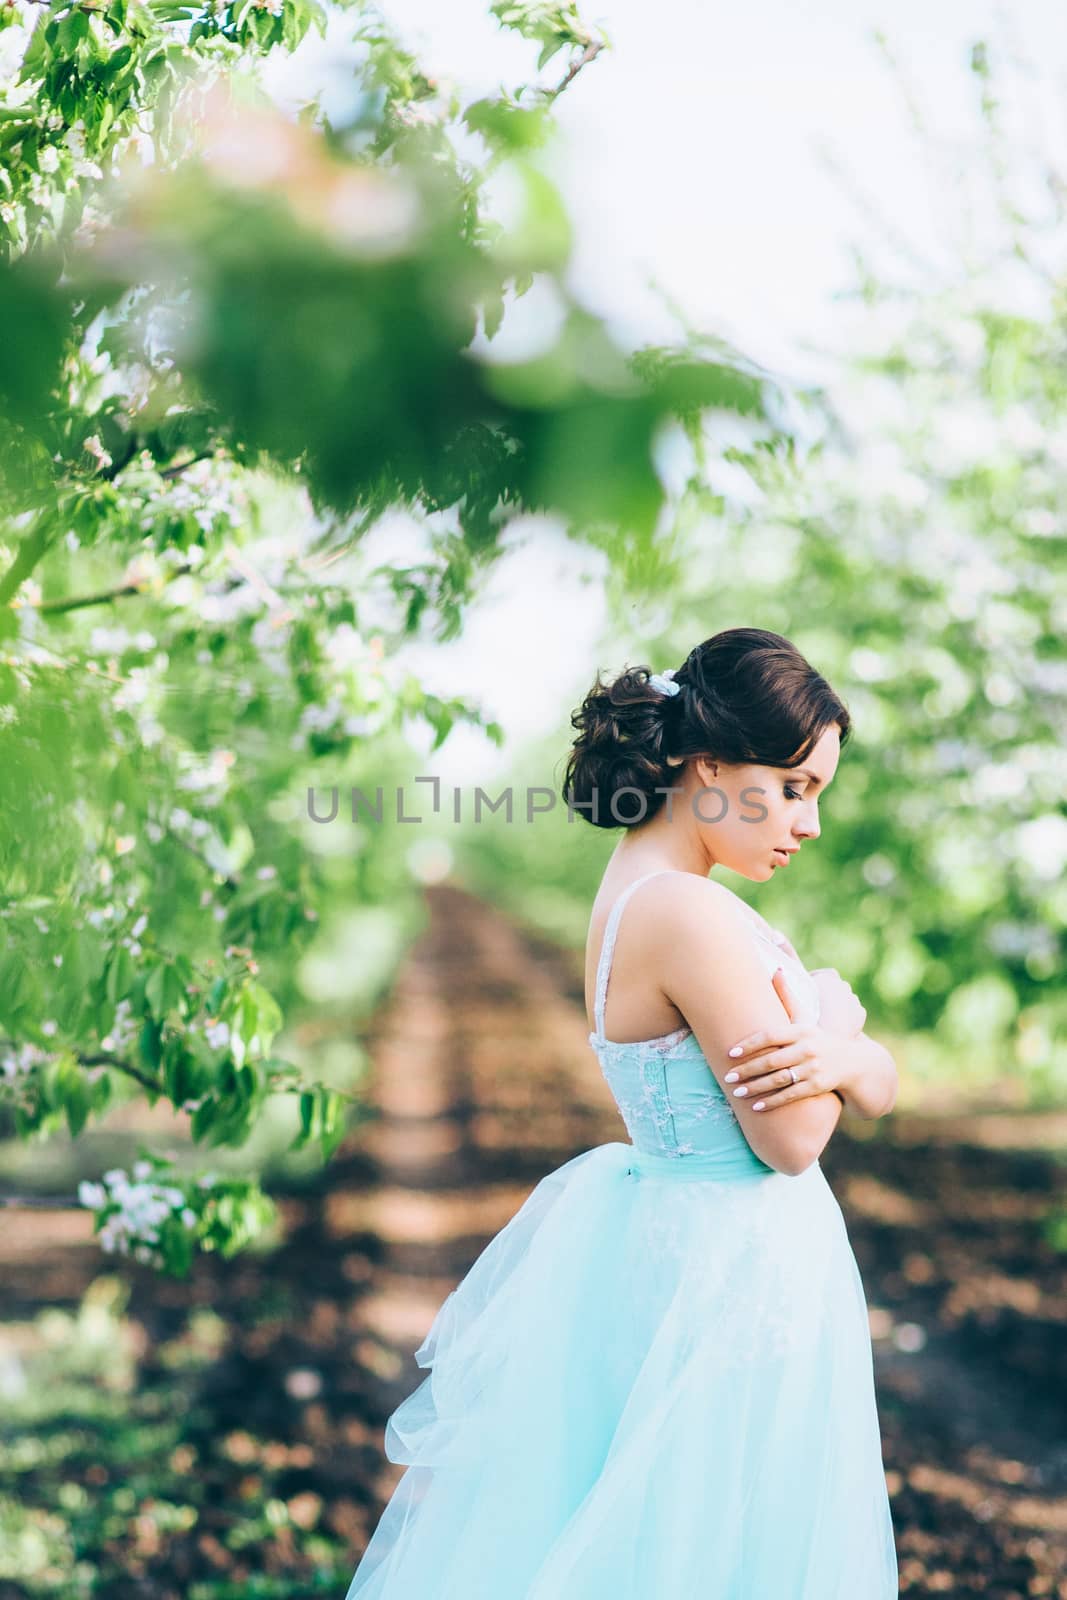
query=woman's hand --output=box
[722,968,860,1112]
[807,966,867,1038]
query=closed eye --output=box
[784,786,803,801]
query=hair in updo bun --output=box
[561,627,851,830]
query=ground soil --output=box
[2,882,1066,1598]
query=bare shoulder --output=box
[638,871,752,930]
[611,869,740,909]
[600,871,754,957]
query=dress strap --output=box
[593,869,680,1039]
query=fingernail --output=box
[752,1101,765,1111]
[733,1086,747,1097]
[728,1046,742,1057]
[724,1071,739,1083]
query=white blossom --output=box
[1,1042,49,1082]
[100,998,138,1054]
[300,697,344,733]
[87,1166,196,1261]
[82,434,113,470]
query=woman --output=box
[343,626,899,1599]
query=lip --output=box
[773,848,798,864]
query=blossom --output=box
[0,1041,49,1082]
[204,1019,230,1050]
[83,1166,197,1263]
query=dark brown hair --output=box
[560,627,851,829]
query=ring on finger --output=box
[787,1067,797,1085]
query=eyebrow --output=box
[792,769,828,787]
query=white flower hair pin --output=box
[648,668,680,697]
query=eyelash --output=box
[784,786,804,801]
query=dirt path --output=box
[343,886,1067,1599]
[2,882,1066,1598]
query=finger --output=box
[725,1047,784,1084]
[723,1043,791,1082]
[750,1077,813,1110]
[773,966,797,1018]
[738,1067,804,1103]
[726,1036,809,1088]
[725,1021,798,1067]
[729,1049,804,1095]
[749,1089,798,1111]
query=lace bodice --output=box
[587,870,822,1173]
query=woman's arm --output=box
[834,1034,898,1120]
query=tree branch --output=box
[159,449,216,480]
[79,1052,164,1094]
[548,38,605,102]
[35,579,151,615]
[98,436,140,482]
[0,1038,163,1095]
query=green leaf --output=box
[191,1097,218,1142]
[318,1086,347,1160]
[105,947,136,1006]
[139,961,188,1022]
[287,1087,313,1149]
[139,1017,163,1070]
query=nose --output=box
[795,805,820,842]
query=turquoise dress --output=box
[343,869,899,1598]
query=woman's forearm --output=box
[835,1033,898,1120]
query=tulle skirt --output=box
[344,1140,899,1599]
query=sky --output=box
[263,2,1067,786]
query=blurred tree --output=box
[0,0,787,1270]
[455,33,1066,1110]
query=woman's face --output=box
[690,723,841,879]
